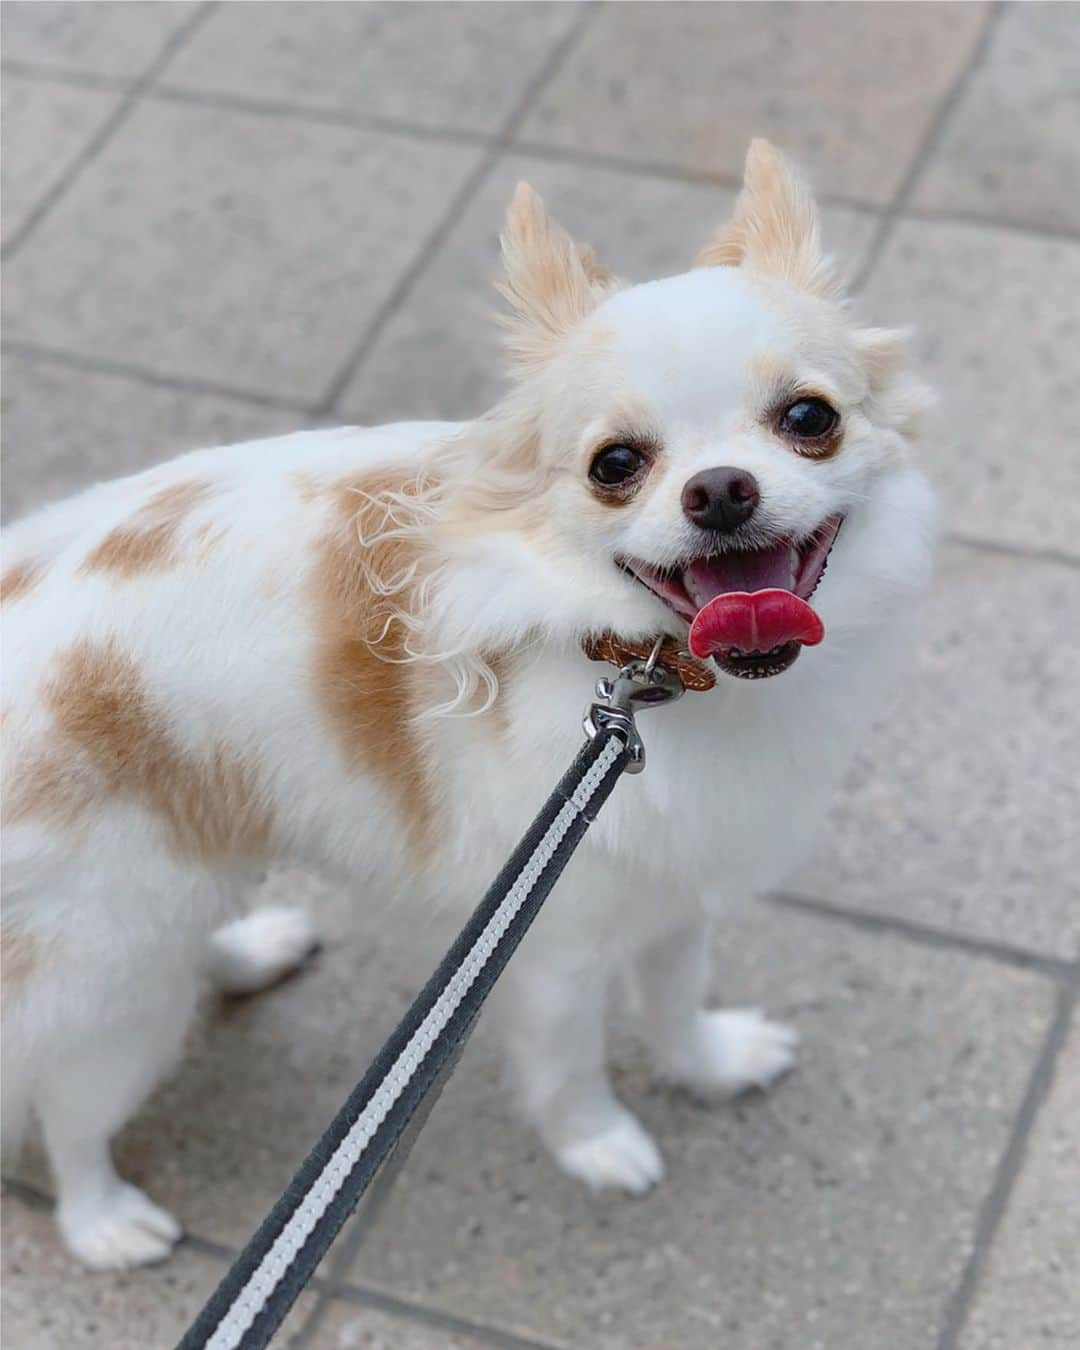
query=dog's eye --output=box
[589,444,646,487]
[778,397,838,441]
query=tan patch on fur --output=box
[1,925,52,1001]
[1,557,45,605]
[697,139,836,298]
[193,520,227,562]
[4,746,99,833]
[312,474,435,852]
[81,480,217,577]
[292,471,322,504]
[35,639,272,861]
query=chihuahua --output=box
[1,141,937,1269]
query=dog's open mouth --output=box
[619,515,843,680]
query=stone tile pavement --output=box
[1,3,1078,1348]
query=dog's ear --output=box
[854,326,935,435]
[497,182,614,374]
[696,139,837,298]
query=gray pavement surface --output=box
[2,4,1078,1348]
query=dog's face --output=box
[444,141,936,678]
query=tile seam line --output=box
[852,0,1007,293]
[0,56,132,91]
[945,531,1080,572]
[309,1,603,419]
[899,204,1080,248]
[326,1277,572,1350]
[0,1,220,264]
[0,1179,568,1350]
[0,60,492,158]
[0,58,885,220]
[146,80,498,153]
[936,980,1078,1350]
[0,339,312,413]
[766,891,1079,982]
[139,92,1080,242]
[0,62,874,217]
[11,66,1078,247]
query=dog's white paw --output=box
[553,1109,665,1195]
[661,1009,798,1100]
[59,1182,182,1270]
[209,906,319,995]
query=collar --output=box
[580,631,716,692]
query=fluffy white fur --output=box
[1,142,937,1269]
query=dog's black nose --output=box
[681,467,760,533]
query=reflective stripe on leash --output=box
[179,651,686,1350]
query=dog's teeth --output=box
[789,546,800,582]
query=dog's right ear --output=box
[496,183,614,375]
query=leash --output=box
[178,643,694,1350]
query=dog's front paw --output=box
[209,906,320,995]
[59,1182,182,1270]
[552,1108,665,1195]
[660,1009,798,1101]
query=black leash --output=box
[178,653,684,1350]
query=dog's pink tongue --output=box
[688,589,825,660]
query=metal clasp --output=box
[583,638,685,774]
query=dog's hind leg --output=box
[39,1034,187,1269]
[207,905,319,996]
[8,846,219,1270]
[634,916,798,1099]
[32,942,197,1270]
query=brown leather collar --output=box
[580,631,716,692]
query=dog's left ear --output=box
[497,182,615,374]
[696,139,838,298]
[854,326,935,434]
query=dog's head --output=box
[434,140,937,681]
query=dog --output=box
[1,140,937,1270]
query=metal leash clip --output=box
[583,636,685,773]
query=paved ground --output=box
[2,3,1078,1348]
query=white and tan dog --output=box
[1,142,937,1270]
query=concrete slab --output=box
[296,1296,529,1350]
[1,75,121,247]
[9,876,1051,1350]
[860,217,1080,559]
[338,907,1053,1350]
[165,1,584,136]
[0,1189,320,1349]
[1,99,484,403]
[797,546,1080,960]
[914,3,1080,233]
[959,1004,1080,1350]
[517,2,990,204]
[1,1,193,81]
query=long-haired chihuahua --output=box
[2,141,937,1269]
